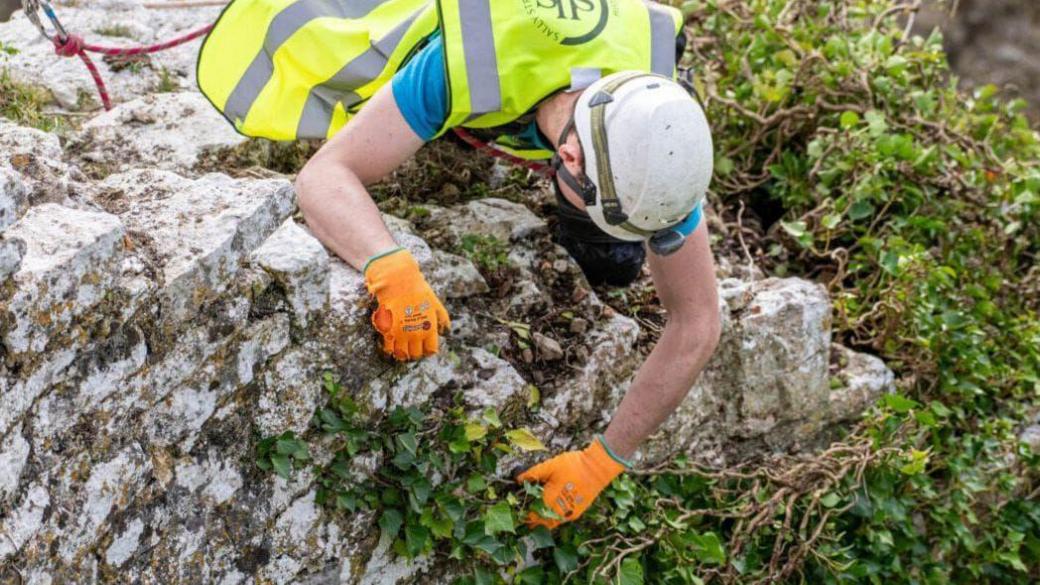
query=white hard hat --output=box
[554,71,714,254]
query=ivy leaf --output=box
[515,566,545,585]
[899,449,929,475]
[391,448,416,470]
[481,409,503,428]
[408,477,433,513]
[528,526,554,550]
[275,435,299,454]
[692,532,726,565]
[379,509,403,542]
[270,454,292,479]
[405,523,429,557]
[490,542,517,566]
[619,557,644,585]
[398,431,418,455]
[467,474,487,493]
[883,393,920,414]
[820,492,841,508]
[473,567,494,585]
[484,501,515,535]
[464,423,488,441]
[848,199,875,221]
[428,514,454,540]
[437,494,466,523]
[505,428,546,452]
[553,544,579,573]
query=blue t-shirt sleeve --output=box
[391,33,449,141]
[674,201,704,237]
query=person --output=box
[198,0,721,529]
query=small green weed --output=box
[255,431,310,479]
[458,234,509,272]
[155,67,179,93]
[0,68,64,132]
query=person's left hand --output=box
[516,436,629,529]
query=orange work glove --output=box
[364,247,450,361]
[516,435,630,529]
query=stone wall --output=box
[1,2,893,582]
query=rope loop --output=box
[52,33,85,57]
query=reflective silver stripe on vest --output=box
[296,9,423,138]
[456,0,500,115]
[224,0,387,126]
[645,2,676,76]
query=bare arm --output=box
[295,85,425,269]
[602,219,722,459]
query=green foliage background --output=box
[272,0,1039,583]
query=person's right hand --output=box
[516,436,627,529]
[364,248,450,360]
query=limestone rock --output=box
[583,278,898,465]
[1,165,29,228]
[141,315,290,451]
[533,332,564,361]
[358,538,433,585]
[429,249,490,298]
[732,278,833,435]
[1,203,125,357]
[360,347,528,416]
[0,483,49,561]
[0,234,26,280]
[426,197,548,243]
[257,346,327,437]
[72,92,248,174]
[252,219,330,329]
[0,424,30,504]
[828,345,896,421]
[539,307,641,443]
[0,119,75,206]
[95,170,295,323]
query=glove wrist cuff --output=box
[594,434,633,470]
[362,245,406,274]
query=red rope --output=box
[452,128,555,178]
[52,24,214,110]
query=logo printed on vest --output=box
[520,0,613,45]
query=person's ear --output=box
[557,134,584,173]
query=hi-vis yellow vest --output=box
[197,0,682,147]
